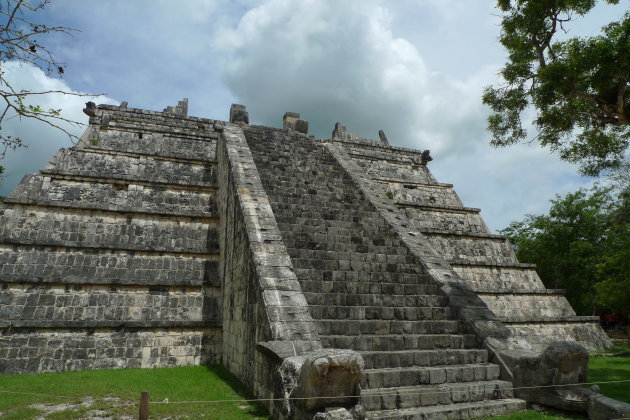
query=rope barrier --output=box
[146,378,630,405]
[2,378,629,407]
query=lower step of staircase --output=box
[361,380,513,411]
[365,398,526,420]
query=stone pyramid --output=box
[0,101,612,419]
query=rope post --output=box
[139,391,150,420]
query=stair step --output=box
[299,279,438,295]
[364,398,526,419]
[288,250,415,265]
[360,349,488,369]
[295,265,426,278]
[362,364,499,388]
[320,334,479,351]
[309,305,457,321]
[293,259,425,276]
[293,259,423,274]
[303,293,449,307]
[361,380,514,410]
[315,320,465,335]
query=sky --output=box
[1,0,627,232]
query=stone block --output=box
[229,104,249,124]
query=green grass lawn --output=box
[486,410,585,420]
[0,343,627,420]
[0,365,270,419]
[587,341,630,404]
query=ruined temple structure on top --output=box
[0,100,619,419]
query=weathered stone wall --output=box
[0,102,223,373]
[0,327,221,374]
[336,139,437,184]
[404,207,489,234]
[85,129,218,162]
[217,124,323,412]
[0,206,217,253]
[0,283,220,322]
[42,149,216,187]
[0,245,216,286]
[384,183,464,207]
[480,293,576,320]
[451,265,542,291]
[94,104,215,134]
[424,234,518,265]
[507,322,612,351]
[7,174,218,218]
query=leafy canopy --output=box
[484,0,630,176]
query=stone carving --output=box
[229,103,249,125]
[283,112,309,134]
[83,101,97,116]
[421,149,432,164]
[163,98,188,116]
[377,130,389,145]
[332,122,359,141]
[499,341,590,410]
[278,350,364,419]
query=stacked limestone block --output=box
[331,136,611,352]
[246,126,525,419]
[0,102,223,373]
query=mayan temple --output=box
[0,100,620,419]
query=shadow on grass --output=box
[588,367,630,403]
[205,365,270,418]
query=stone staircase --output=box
[245,127,525,419]
[329,137,611,352]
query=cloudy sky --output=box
[1,0,627,232]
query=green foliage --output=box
[487,410,581,419]
[89,137,98,145]
[386,191,395,200]
[593,187,630,311]
[501,184,630,314]
[484,0,630,176]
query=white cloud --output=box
[214,0,599,231]
[1,0,609,231]
[0,61,118,196]
[215,0,497,159]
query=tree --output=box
[483,0,630,176]
[593,182,630,312]
[501,185,630,315]
[0,0,91,169]
[501,187,614,314]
